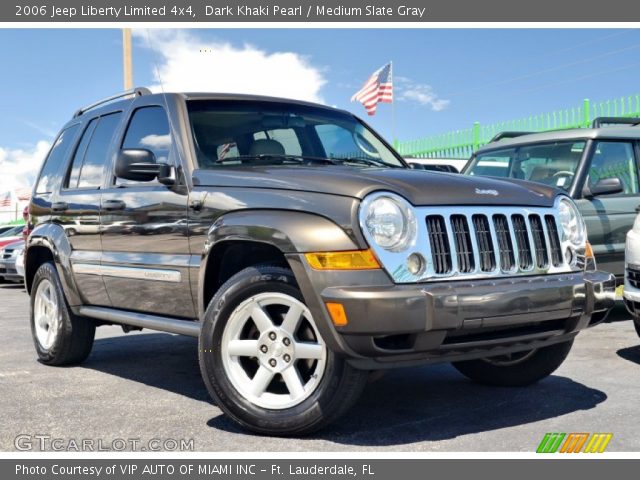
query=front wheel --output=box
[30,262,96,365]
[452,340,574,387]
[199,265,368,436]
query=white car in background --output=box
[624,214,640,336]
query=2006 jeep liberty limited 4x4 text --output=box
[25,88,615,435]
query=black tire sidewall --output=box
[30,262,73,362]
[452,340,574,387]
[199,266,354,435]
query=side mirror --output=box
[584,177,624,198]
[115,149,175,185]
[408,162,425,170]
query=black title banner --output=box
[4,0,640,22]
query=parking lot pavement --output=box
[1,282,639,452]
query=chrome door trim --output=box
[72,263,182,283]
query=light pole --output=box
[123,28,133,90]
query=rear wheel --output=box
[30,262,95,365]
[199,265,368,436]
[452,340,574,387]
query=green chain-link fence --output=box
[396,94,640,159]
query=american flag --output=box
[0,191,11,208]
[15,186,32,201]
[351,63,393,116]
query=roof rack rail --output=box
[591,116,640,128]
[73,87,152,118]
[489,131,536,143]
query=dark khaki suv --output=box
[25,88,615,435]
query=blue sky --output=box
[1,28,640,187]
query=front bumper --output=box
[290,255,615,369]
[0,258,21,281]
[623,228,640,319]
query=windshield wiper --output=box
[338,156,390,167]
[215,154,340,165]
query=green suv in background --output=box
[465,118,640,281]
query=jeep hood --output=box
[192,166,559,207]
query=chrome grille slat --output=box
[450,215,474,273]
[464,214,482,274]
[493,214,515,272]
[472,214,496,272]
[529,214,549,269]
[545,215,563,267]
[511,214,533,270]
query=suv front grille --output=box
[419,208,567,279]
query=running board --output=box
[79,306,201,337]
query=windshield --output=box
[465,140,586,191]
[0,226,23,237]
[187,100,405,169]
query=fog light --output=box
[565,247,574,265]
[406,252,425,275]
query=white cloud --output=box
[135,29,326,103]
[396,77,450,112]
[0,141,50,192]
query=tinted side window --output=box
[35,125,80,194]
[65,118,98,189]
[122,106,171,164]
[77,112,123,189]
[589,141,639,194]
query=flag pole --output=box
[390,60,397,149]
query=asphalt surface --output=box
[1,281,639,452]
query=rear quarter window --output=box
[35,124,80,194]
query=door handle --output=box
[103,200,126,211]
[51,202,68,213]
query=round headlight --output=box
[362,193,416,252]
[558,197,586,247]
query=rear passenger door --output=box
[575,140,640,277]
[100,103,195,318]
[55,112,123,306]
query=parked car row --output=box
[0,225,26,284]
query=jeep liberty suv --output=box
[25,88,615,435]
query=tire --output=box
[30,262,95,365]
[452,340,574,387]
[634,318,640,338]
[199,265,369,436]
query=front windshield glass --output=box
[465,140,586,191]
[187,100,405,168]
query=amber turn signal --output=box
[326,302,348,326]
[585,242,594,259]
[305,249,380,270]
